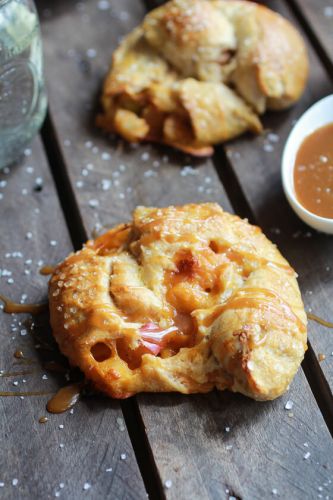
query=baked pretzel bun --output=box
[49,203,307,401]
[97,0,308,156]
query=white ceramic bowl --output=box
[282,94,333,234]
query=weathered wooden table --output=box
[1,1,333,498]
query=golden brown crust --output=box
[97,0,308,155]
[49,203,307,401]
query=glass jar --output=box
[0,0,47,168]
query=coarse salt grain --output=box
[120,453,127,460]
[324,6,333,17]
[144,170,157,178]
[12,478,18,486]
[89,199,99,208]
[284,400,293,410]
[101,179,111,191]
[101,152,111,160]
[141,152,150,161]
[98,0,110,10]
[86,48,97,59]
[164,479,172,489]
[263,143,274,152]
[304,452,311,460]
[83,482,91,491]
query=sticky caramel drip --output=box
[46,383,82,414]
[39,266,56,276]
[0,294,48,315]
[308,313,333,329]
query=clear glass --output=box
[0,0,47,168]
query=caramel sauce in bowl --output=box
[282,94,333,234]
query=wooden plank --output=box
[0,138,146,499]
[222,0,333,391]
[40,0,333,498]
[287,0,333,70]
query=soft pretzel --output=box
[97,0,308,156]
[49,204,307,401]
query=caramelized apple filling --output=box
[116,321,196,369]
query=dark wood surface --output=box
[287,0,333,71]
[38,0,333,499]
[1,0,333,498]
[0,139,147,499]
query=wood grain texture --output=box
[287,0,333,70]
[40,0,333,498]
[221,0,333,391]
[0,139,146,499]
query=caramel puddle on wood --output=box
[46,383,82,414]
[39,266,55,276]
[0,294,48,315]
[308,313,333,329]
[13,349,36,366]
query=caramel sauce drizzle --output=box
[0,294,48,315]
[308,313,333,329]
[46,383,82,414]
[204,287,306,332]
[39,265,56,276]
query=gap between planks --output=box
[286,0,333,81]
[41,113,166,500]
